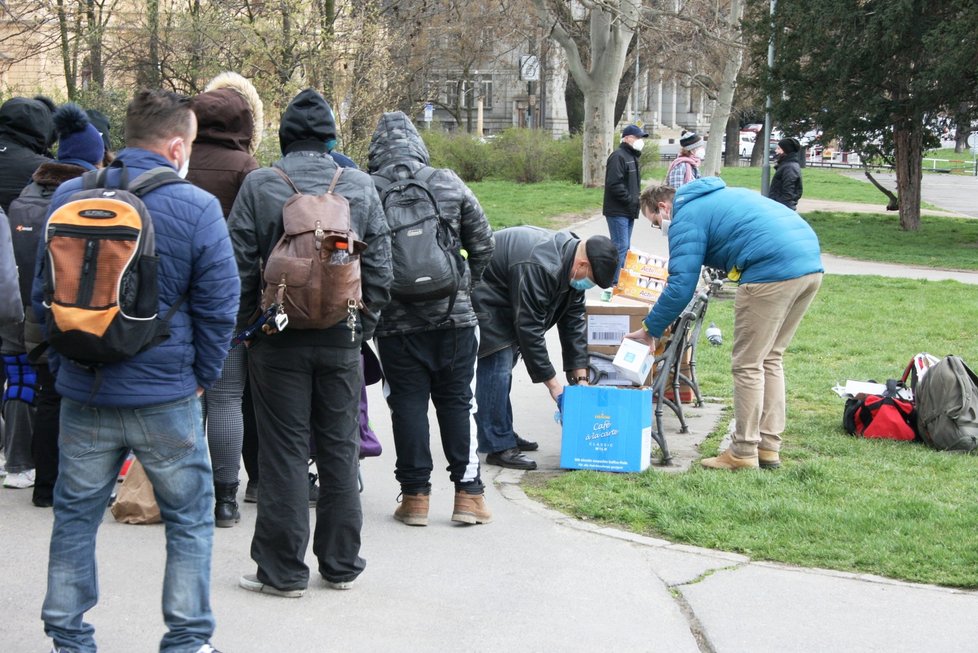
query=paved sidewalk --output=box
[5,193,978,652]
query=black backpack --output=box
[372,165,464,323]
[8,181,52,306]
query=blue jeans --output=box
[605,215,634,284]
[475,345,520,454]
[43,395,215,653]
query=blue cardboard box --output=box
[559,385,653,472]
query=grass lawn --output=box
[467,180,603,230]
[807,211,978,271]
[526,274,978,587]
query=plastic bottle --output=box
[706,322,722,346]
[330,240,350,264]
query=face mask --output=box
[660,219,671,238]
[175,141,190,179]
[693,147,706,159]
[632,138,645,152]
[325,138,338,153]
[570,276,596,291]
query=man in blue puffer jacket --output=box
[627,177,823,471]
[32,89,238,653]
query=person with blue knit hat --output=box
[3,103,105,505]
[53,103,105,169]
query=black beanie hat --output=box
[778,137,800,154]
[585,236,620,289]
[279,88,337,154]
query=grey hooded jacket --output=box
[367,111,494,337]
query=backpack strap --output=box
[327,166,344,194]
[128,167,189,196]
[272,166,301,194]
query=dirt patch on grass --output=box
[547,211,600,230]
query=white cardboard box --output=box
[612,338,654,385]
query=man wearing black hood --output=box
[0,97,54,213]
[768,137,804,210]
[228,88,392,597]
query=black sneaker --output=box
[244,480,258,504]
[485,447,537,470]
[515,435,539,452]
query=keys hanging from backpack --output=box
[842,379,919,441]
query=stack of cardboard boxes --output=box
[585,248,694,402]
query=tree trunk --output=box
[893,123,923,231]
[141,0,161,89]
[56,0,76,100]
[862,167,900,211]
[583,90,616,188]
[85,0,104,88]
[565,75,584,134]
[723,114,740,167]
[700,0,744,177]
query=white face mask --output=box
[660,219,671,238]
[693,147,706,159]
[177,143,190,179]
[632,138,645,152]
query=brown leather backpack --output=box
[261,166,366,332]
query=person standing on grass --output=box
[767,137,804,210]
[603,124,648,285]
[627,178,823,471]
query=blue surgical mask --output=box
[570,277,596,291]
[325,138,338,153]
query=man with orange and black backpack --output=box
[33,89,237,653]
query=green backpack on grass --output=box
[914,355,978,453]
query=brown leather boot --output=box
[700,448,759,470]
[394,493,429,526]
[758,448,782,469]
[451,491,492,525]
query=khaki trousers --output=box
[730,273,823,457]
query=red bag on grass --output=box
[842,379,918,441]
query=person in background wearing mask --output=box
[602,124,648,285]
[767,137,804,210]
[472,227,619,470]
[628,180,822,472]
[666,131,704,189]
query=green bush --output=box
[547,134,584,184]
[489,127,554,183]
[422,128,493,182]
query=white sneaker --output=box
[195,645,222,653]
[4,468,35,489]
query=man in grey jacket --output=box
[228,88,392,597]
[472,227,618,470]
[367,111,495,527]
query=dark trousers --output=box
[32,363,61,503]
[247,342,365,589]
[378,327,482,495]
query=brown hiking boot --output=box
[451,491,492,525]
[758,448,781,469]
[700,448,759,471]
[393,493,429,526]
